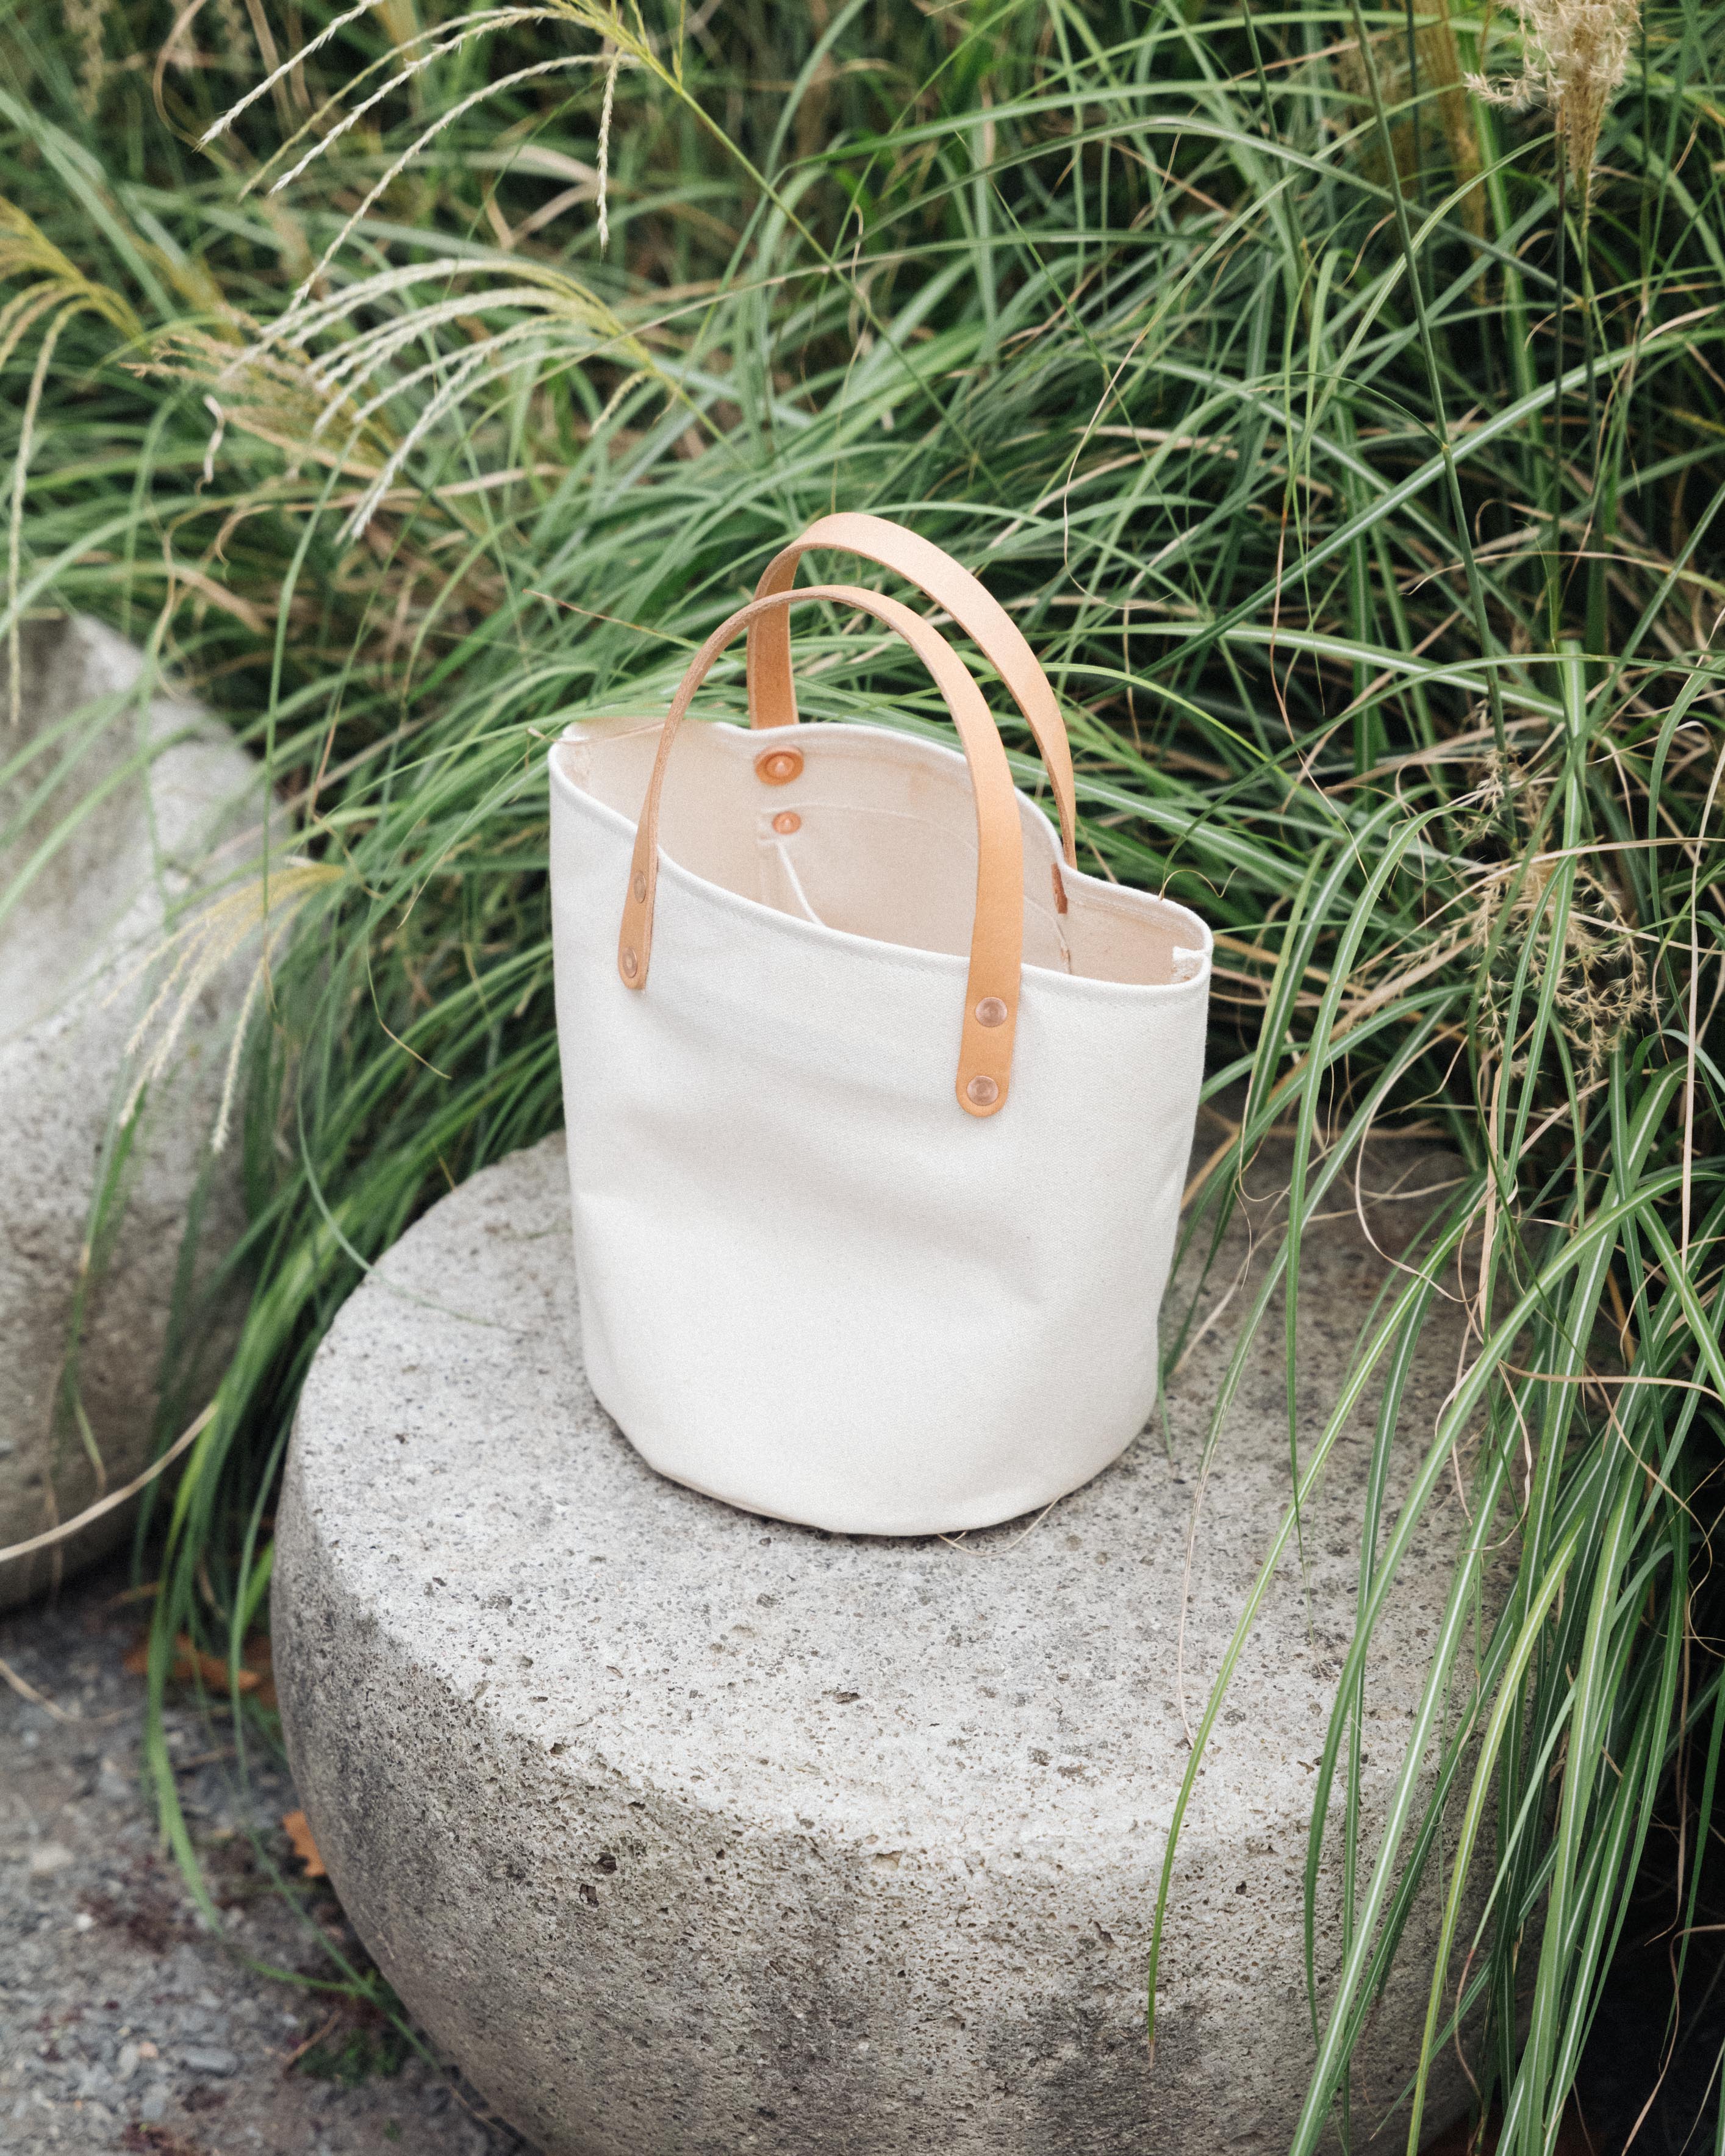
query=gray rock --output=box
[181,2044,240,2076]
[277,1134,1493,2155]
[0,615,267,1608]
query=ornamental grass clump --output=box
[1,0,1722,2149]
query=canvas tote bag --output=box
[549,514,1211,1536]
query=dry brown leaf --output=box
[241,1633,278,1711]
[123,1632,262,1694]
[282,1808,328,1879]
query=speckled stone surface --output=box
[1,616,264,1608]
[276,1133,1482,2155]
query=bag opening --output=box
[556,720,1205,989]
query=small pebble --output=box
[181,2044,240,2076]
[138,2084,169,2123]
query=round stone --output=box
[276,1134,1479,2155]
[1,617,264,1608]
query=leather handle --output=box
[619,584,1025,1119]
[745,511,1079,869]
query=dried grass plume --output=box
[1468,0,1640,199]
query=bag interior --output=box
[556,720,1205,989]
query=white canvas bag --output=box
[549,514,1211,1536]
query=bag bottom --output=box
[588,1378,1142,1539]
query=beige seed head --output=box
[1468,0,1640,200]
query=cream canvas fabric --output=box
[549,518,1211,1536]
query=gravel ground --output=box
[0,1558,526,2156]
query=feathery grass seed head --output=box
[1471,858,1652,1081]
[1468,0,1640,196]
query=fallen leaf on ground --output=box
[283,1808,328,1878]
[241,1633,278,1710]
[123,1632,263,1694]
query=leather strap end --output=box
[955,1025,1014,1117]
[618,842,655,989]
[954,969,1017,1119]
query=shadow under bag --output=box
[549,512,1211,1536]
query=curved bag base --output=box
[589,1377,1148,1540]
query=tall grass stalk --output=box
[2,0,1722,2141]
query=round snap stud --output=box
[631,871,647,903]
[772,811,801,836]
[755,747,804,786]
[966,1075,1000,1108]
[620,947,639,981]
[974,997,1008,1028]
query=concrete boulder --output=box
[276,1132,1487,2155]
[0,617,265,1607]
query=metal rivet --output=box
[772,811,801,836]
[631,871,647,903]
[974,996,1008,1028]
[966,1075,1000,1108]
[620,947,639,981]
[755,747,804,786]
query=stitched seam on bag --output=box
[755,836,823,926]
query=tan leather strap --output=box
[745,511,1079,869]
[619,584,1025,1119]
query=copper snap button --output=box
[755,747,804,786]
[620,947,639,981]
[966,1075,1000,1108]
[631,871,647,902]
[974,997,1008,1028]
[772,811,801,836]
